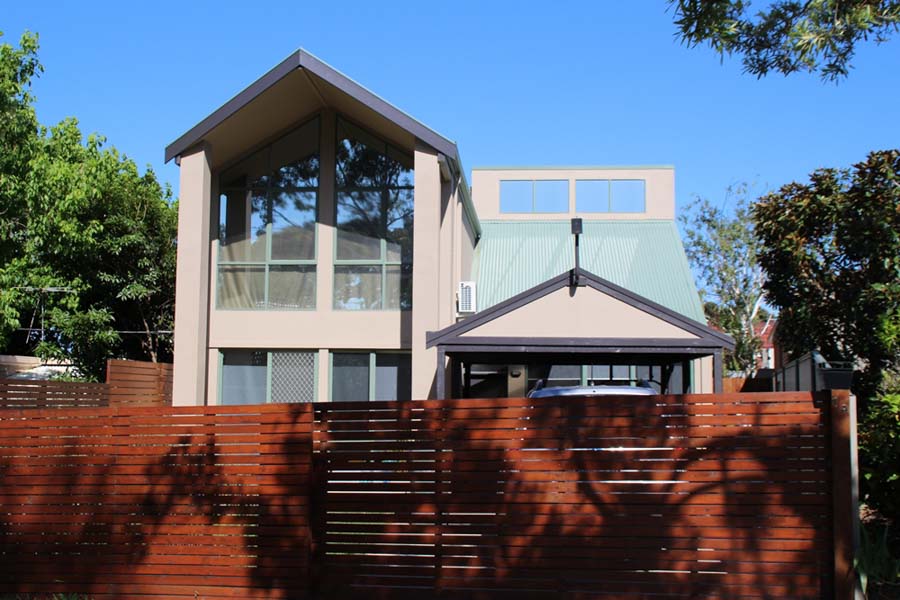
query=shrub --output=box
[860,391,900,522]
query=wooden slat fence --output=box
[0,403,313,600]
[0,391,855,599]
[106,359,173,407]
[312,391,839,599]
[0,359,173,410]
[0,379,109,409]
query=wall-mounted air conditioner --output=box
[458,281,477,314]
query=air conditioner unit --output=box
[458,281,477,314]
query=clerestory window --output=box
[334,118,414,310]
[217,117,320,310]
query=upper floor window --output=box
[334,118,413,310]
[500,180,569,213]
[576,179,646,213]
[217,118,320,310]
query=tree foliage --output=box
[753,149,900,394]
[670,0,900,80]
[680,186,766,375]
[0,31,177,380]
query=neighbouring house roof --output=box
[754,317,777,349]
[164,48,481,236]
[472,220,706,323]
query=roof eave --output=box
[164,51,301,163]
[164,49,460,165]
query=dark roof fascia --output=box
[165,49,460,164]
[442,155,481,239]
[440,336,725,349]
[441,344,719,356]
[165,52,300,163]
[426,267,735,350]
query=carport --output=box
[427,267,735,398]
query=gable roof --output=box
[165,49,458,163]
[427,267,734,351]
[164,49,481,236]
[473,220,705,322]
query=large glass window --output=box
[500,180,569,213]
[575,179,646,213]
[217,118,320,310]
[331,352,411,401]
[220,349,317,405]
[335,118,413,310]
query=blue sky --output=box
[5,1,899,213]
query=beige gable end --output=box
[459,286,700,340]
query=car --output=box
[527,381,658,398]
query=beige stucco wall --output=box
[460,287,699,339]
[208,309,411,349]
[203,109,421,404]
[174,104,472,404]
[172,145,213,406]
[693,355,714,393]
[411,145,442,400]
[470,167,675,221]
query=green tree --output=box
[680,186,767,375]
[670,0,900,80]
[753,149,900,395]
[0,31,177,380]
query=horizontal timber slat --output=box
[0,390,836,599]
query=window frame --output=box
[216,115,321,311]
[218,349,319,405]
[499,179,570,214]
[328,350,412,401]
[333,116,414,311]
[575,178,647,214]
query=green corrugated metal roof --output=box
[472,220,706,323]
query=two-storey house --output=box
[165,50,732,406]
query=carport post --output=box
[713,350,723,394]
[450,358,462,399]
[436,348,446,400]
[681,359,692,394]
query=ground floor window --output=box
[220,350,317,405]
[331,351,411,402]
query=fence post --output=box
[433,401,445,595]
[829,389,861,600]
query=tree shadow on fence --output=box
[0,393,835,600]
[314,392,832,600]
[0,403,315,600]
